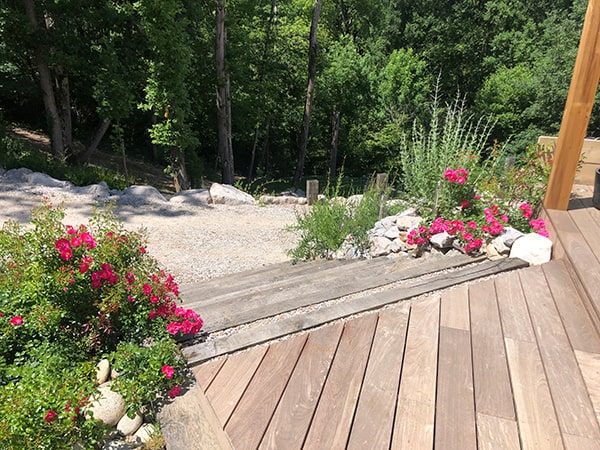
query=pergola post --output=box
[544,0,600,210]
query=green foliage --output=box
[287,175,386,261]
[394,91,497,212]
[0,201,202,447]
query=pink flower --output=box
[150,295,159,304]
[0,312,3,317]
[501,215,509,223]
[538,229,550,238]
[143,284,152,296]
[168,385,181,398]
[80,232,96,249]
[161,365,175,379]
[461,199,470,209]
[79,263,90,274]
[467,221,477,230]
[70,237,82,248]
[10,316,23,326]
[43,410,58,423]
[456,176,466,185]
[166,322,182,335]
[140,247,147,254]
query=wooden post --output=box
[544,0,600,210]
[306,179,319,205]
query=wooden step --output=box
[183,257,528,365]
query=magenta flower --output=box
[143,284,152,296]
[10,316,23,326]
[161,365,175,379]
[43,410,58,423]
[168,385,182,398]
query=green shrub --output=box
[0,200,201,448]
[287,176,386,261]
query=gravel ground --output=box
[0,188,302,285]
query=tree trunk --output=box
[23,0,65,160]
[248,124,260,181]
[216,0,235,185]
[329,108,340,179]
[293,0,322,189]
[75,118,112,164]
[55,68,72,151]
[171,147,190,192]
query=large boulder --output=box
[118,185,168,206]
[169,189,212,207]
[509,233,553,265]
[209,183,256,205]
[88,383,126,427]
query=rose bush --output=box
[0,200,203,448]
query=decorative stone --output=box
[485,243,502,260]
[96,359,111,385]
[169,189,212,207]
[117,411,143,436]
[259,195,307,205]
[102,440,134,450]
[509,233,553,265]
[493,227,524,254]
[111,368,120,379]
[210,183,256,205]
[118,185,168,206]
[383,226,400,240]
[370,236,392,257]
[395,215,422,231]
[132,423,156,445]
[429,231,454,249]
[89,383,126,427]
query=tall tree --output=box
[216,0,235,184]
[293,0,322,189]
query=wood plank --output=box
[543,260,600,353]
[225,333,307,450]
[575,350,600,425]
[440,284,469,330]
[469,278,516,420]
[159,383,234,450]
[205,345,268,425]
[520,265,600,440]
[197,254,486,333]
[504,337,564,449]
[184,258,528,364]
[434,326,476,450]
[495,269,536,343]
[562,434,600,450]
[475,413,521,450]
[346,302,411,450]
[258,321,344,450]
[570,201,600,261]
[303,313,378,450]
[192,356,227,391]
[391,296,440,450]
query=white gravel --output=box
[0,189,301,285]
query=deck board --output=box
[346,303,410,450]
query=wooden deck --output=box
[160,184,600,450]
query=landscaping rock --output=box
[132,423,157,445]
[259,195,307,205]
[102,440,134,450]
[117,411,143,436]
[71,182,111,201]
[118,185,168,206]
[0,167,33,185]
[26,171,72,189]
[395,214,422,231]
[169,189,212,207]
[509,233,553,265]
[209,183,256,205]
[370,236,392,257]
[430,231,454,249]
[492,227,524,254]
[89,383,126,427]
[96,359,111,385]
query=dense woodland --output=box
[0,0,597,191]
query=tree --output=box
[293,0,322,189]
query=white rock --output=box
[383,226,400,240]
[1,167,33,184]
[169,189,212,207]
[26,171,72,188]
[395,215,422,231]
[132,423,156,445]
[118,185,168,206]
[259,195,307,205]
[96,359,111,385]
[88,383,126,427]
[430,231,455,249]
[71,182,111,201]
[370,236,392,257]
[117,411,143,436]
[102,440,133,450]
[209,183,256,205]
[509,233,553,265]
[493,227,524,254]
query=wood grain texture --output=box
[494,270,535,343]
[346,303,411,450]
[205,345,268,425]
[303,313,378,450]
[476,413,521,450]
[434,326,476,450]
[440,284,470,330]
[469,278,516,420]
[225,333,307,450]
[575,349,600,425]
[505,337,564,449]
[391,296,440,450]
[192,356,227,391]
[258,321,344,450]
[520,265,600,440]
[543,260,600,353]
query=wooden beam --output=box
[544,0,600,210]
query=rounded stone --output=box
[89,383,126,427]
[132,423,157,445]
[96,359,111,385]
[117,411,143,436]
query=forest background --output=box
[0,0,596,194]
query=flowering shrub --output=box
[408,164,549,254]
[0,200,203,448]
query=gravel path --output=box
[0,189,301,285]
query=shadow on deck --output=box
[160,184,600,449]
